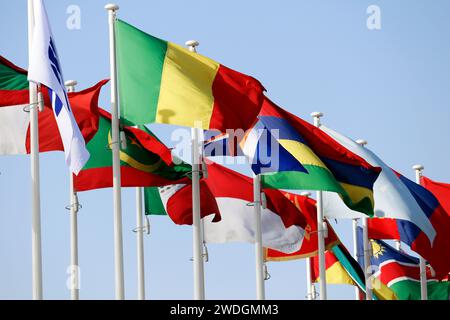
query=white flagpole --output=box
[28,0,43,300]
[65,80,80,300]
[135,187,145,300]
[105,3,125,300]
[355,139,373,300]
[311,112,327,300]
[352,218,360,300]
[253,174,265,300]
[300,192,314,300]
[413,164,428,301]
[185,40,205,300]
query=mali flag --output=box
[116,20,265,131]
[257,97,381,216]
[74,108,191,192]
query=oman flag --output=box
[0,55,106,155]
[74,109,192,192]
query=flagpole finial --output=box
[105,4,119,11]
[64,80,77,87]
[356,139,368,146]
[185,40,199,53]
[300,192,311,197]
[413,164,424,172]
[310,112,323,127]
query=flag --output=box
[320,125,436,243]
[421,176,450,216]
[203,130,244,157]
[367,173,450,278]
[74,109,192,192]
[0,56,106,154]
[264,192,339,261]
[254,97,381,216]
[27,0,89,174]
[310,243,397,300]
[357,229,449,300]
[116,19,265,131]
[147,161,307,253]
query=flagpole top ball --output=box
[413,164,424,171]
[310,112,323,118]
[64,80,77,87]
[104,4,119,11]
[356,139,368,146]
[185,40,199,47]
[300,192,311,197]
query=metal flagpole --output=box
[413,164,428,301]
[253,174,265,300]
[65,80,80,300]
[28,0,43,300]
[300,192,315,300]
[105,3,125,300]
[356,139,373,300]
[135,187,145,300]
[310,112,327,300]
[185,40,205,300]
[352,218,360,300]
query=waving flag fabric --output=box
[367,173,450,278]
[320,125,435,243]
[310,243,397,300]
[74,109,192,192]
[148,162,307,253]
[255,97,380,216]
[264,192,339,261]
[421,176,450,216]
[116,19,265,131]
[0,55,106,154]
[357,229,449,300]
[28,0,89,174]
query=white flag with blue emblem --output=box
[28,0,89,174]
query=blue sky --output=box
[1,0,450,300]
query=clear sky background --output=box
[1,0,450,300]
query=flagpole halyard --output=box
[186,40,206,300]
[28,0,43,301]
[65,80,80,300]
[105,3,125,300]
[311,112,327,300]
[413,164,428,301]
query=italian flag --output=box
[74,109,192,192]
[116,19,265,131]
[0,55,106,155]
[146,161,307,253]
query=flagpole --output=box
[355,139,373,300]
[105,3,125,300]
[301,192,314,300]
[311,112,327,300]
[253,174,265,300]
[413,164,428,301]
[65,80,80,300]
[28,0,43,300]
[135,187,145,300]
[185,40,205,300]
[352,218,360,300]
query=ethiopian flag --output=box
[74,108,191,192]
[116,19,265,131]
